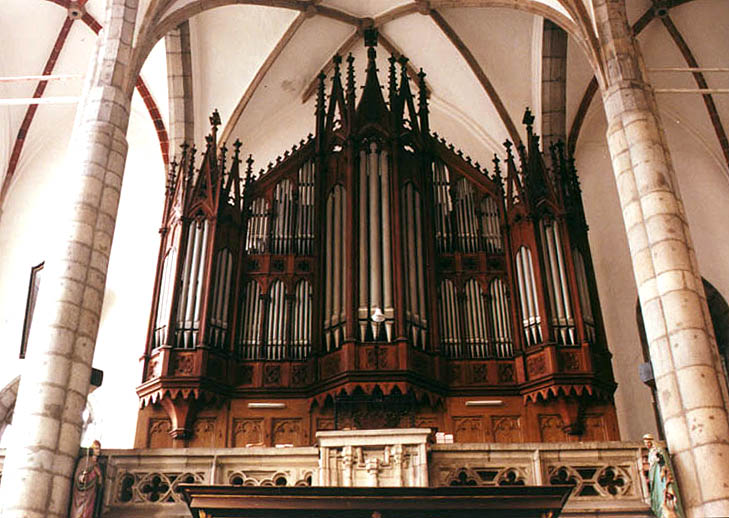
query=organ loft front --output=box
[135,30,619,449]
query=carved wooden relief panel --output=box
[233,418,264,447]
[273,418,302,446]
[189,418,216,447]
[539,415,567,442]
[148,418,173,448]
[453,416,484,443]
[492,416,522,442]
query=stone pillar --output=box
[594,0,729,515]
[541,19,567,149]
[165,20,194,153]
[0,1,137,517]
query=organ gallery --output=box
[135,30,618,448]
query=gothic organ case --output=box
[135,31,618,448]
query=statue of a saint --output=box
[69,440,104,518]
[642,434,684,518]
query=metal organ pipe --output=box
[489,278,513,357]
[573,249,596,342]
[368,144,382,339]
[246,198,269,253]
[291,280,312,360]
[266,281,288,360]
[154,247,176,347]
[481,197,502,253]
[358,149,369,341]
[324,186,346,350]
[432,160,452,253]
[333,187,342,339]
[209,249,233,348]
[516,246,542,346]
[540,221,575,345]
[380,149,393,341]
[296,161,315,254]
[239,280,262,359]
[324,192,334,351]
[176,220,208,348]
[403,184,418,344]
[413,188,427,348]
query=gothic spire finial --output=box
[346,53,356,107]
[522,107,534,135]
[388,54,398,107]
[210,109,221,138]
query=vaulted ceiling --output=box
[1,0,727,208]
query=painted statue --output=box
[69,440,104,518]
[642,434,684,518]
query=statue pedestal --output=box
[315,428,431,487]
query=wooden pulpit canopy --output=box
[179,485,573,518]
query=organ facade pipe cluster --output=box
[136,31,618,446]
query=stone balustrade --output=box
[0,440,652,517]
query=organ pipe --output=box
[176,219,209,348]
[489,278,513,357]
[481,197,502,253]
[296,161,315,254]
[573,249,596,342]
[153,247,177,348]
[324,186,346,350]
[516,246,542,346]
[464,279,488,358]
[540,221,575,345]
[358,149,369,341]
[209,249,233,348]
[246,198,269,253]
[368,144,382,339]
[238,280,262,359]
[380,149,394,341]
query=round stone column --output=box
[0,1,137,516]
[593,0,729,515]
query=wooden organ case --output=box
[135,31,618,449]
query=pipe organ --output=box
[136,31,618,448]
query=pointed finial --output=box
[522,107,534,133]
[364,27,379,48]
[316,72,326,116]
[346,53,356,105]
[244,152,254,184]
[492,154,501,174]
[167,158,178,193]
[219,142,228,169]
[388,55,398,106]
[333,54,342,78]
[187,145,197,180]
[503,139,513,157]
[210,109,221,132]
[398,55,409,83]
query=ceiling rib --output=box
[568,2,729,170]
[660,14,729,170]
[79,10,170,168]
[301,30,361,103]
[0,17,75,207]
[219,12,307,147]
[429,9,522,148]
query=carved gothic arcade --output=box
[135,30,618,448]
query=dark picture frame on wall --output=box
[20,262,44,359]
